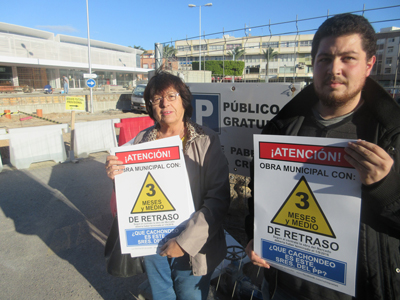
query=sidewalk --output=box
[0,152,148,299]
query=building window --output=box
[244,42,259,49]
[279,54,294,62]
[300,40,312,46]
[209,45,224,51]
[193,45,207,51]
[386,57,392,64]
[388,47,394,53]
[279,66,294,73]
[280,41,297,48]
[226,44,241,50]
[262,42,279,48]
[388,38,395,43]
[177,46,191,51]
[143,64,149,69]
[384,68,391,74]
[268,68,277,73]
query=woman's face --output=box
[152,86,185,128]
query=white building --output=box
[371,27,400,88]
[175,33,315,83]
[0,22,148,90]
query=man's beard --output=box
[314,76,365,108]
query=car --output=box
[131,84,147,113]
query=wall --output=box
[0,92,132,114]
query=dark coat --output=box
[246,78,400,300]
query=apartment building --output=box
[175,33,315,82]
[0,22,148,90]
[370,27,400,89]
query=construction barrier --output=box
[18,110,62,124]
[114,116,154,146]
[1,110,18,119]
[8,124,68,169]
[73,119,120,158]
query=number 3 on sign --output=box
[295,192,309,209]
[146,184,156,197]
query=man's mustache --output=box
[323,76,346,85]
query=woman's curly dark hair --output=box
[144,70,193,122]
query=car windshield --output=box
[134,86,146,96]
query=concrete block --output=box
[8,124,68,169]
[74,119,119,158]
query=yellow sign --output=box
[65,96,85,111]
[271,176,335,238]
[131,172,176,214]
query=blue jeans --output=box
[64,82,69,94]
[143,253,213,300]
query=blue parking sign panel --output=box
[86,79,96,88]
[191,93,220,133]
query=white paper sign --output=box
[112,136,195,257]
[253,135,361,296]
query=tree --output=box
[263,47,278,82]
[163,45,177,59]
[229,46,246,61]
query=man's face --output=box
[312,34,375,108]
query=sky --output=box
[2,0,400,51]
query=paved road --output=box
[0,152,147,300]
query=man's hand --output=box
[245,239,270,269]
[344,140,394,185]
[160,238,185,258]
[105,155,124,180]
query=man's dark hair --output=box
[312,13,376,62]
[144,70,193,122]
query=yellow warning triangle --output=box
[271,176,335,238]
[131,172,176,214]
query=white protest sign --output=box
[253,135,361,296]
[112,136,195,257]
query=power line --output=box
[160,5,400,46]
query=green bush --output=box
[192,61,244,76]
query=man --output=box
[44,84,53,94]
[245,13,400,300]
[63,76,69,94]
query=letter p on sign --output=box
[196,100,213,125]
[191,94,220,133]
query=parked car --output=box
[131,84,147,113]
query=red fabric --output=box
[116,116,154,146]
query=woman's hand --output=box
[159,238,185,258]
[105,155,124,180]
[245,239,270,269]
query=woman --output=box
[105,71,230,300]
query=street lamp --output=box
[188,3,212,71]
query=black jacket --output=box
[246,78,400,300]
